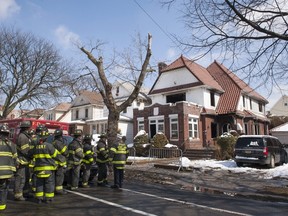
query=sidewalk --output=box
[125,162,288,202]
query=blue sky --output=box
[0,0,187,65]
[0,0,283,109]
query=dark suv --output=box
[234,135,288,168]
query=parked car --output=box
[46,134,98,183]
[233,135,288,168]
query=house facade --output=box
[40,102,71,122]
[268,95,288,116]
[69,81,150,143]
[133,56,270,150]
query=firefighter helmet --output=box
[73,129,83,137]
[54,129,63,137]
[39,131,49,140]
[0,124,10,134]
[83,134,92,141]
[98,133,107,139]
[19,121,31,128]
[36,124,48,134]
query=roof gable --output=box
[149,55,224,95]
[71,90,103,108]
[207,61,268,114]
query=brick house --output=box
[133,55,270,150]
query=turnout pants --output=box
[35,171,55,201]
[97,162,107,184]
[55,166,66,192]
[81,163,91,186]
[67,164,81,189]
[14,165,31,199]
[113,166,124,188]
[0,179,10,211]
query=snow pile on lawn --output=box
[182,157,288,179]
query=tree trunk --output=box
[107,110,120,148]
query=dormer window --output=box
[210,92,215,107]
[166,93,186,103]
[116,86,119,96]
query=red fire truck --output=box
[0,118,70,143]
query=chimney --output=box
[158,62,167,74]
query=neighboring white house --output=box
[40,102,71,122]
[270,123,288,144]
[69,81,150,143]
[268,95,288,116]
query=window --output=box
[242,95,246,107]
[158,119,164,133]
[116,86,119,96]
[254,123,260,135]
[166,93,186,103]
[258,102,263,112]
[250,98,252,110]
[188,117,198,138]
[138,119,144,132]
[76,110,79,119]
[210,92,215,107]
[149,117,165,138]
[170,117,178,139]
[85,108,89,118]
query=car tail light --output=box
[263,147,269,156]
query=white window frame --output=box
[188,115,199,139]
[169,114,178,140]
[137,117,145,132]
[148,116,165,135]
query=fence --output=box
[148,148,183,172]
[127,147,183,171]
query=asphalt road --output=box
[3,179,288,216]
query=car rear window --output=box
[235,137,265,148]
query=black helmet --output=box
[20,121,31,128]
[73,129,83,137]
[54,129,63,137]
[83,134,92,141]
[39,131,49,141]
[98,133,107,139]
[36,124,48,134]
[0,124,10,134]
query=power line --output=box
[133,0,179,48]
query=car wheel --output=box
[268,155,275,168]
[236,162,243,167]
[284,153,288,164]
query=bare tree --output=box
[80,33,153,147]
[0,26,75,118]
[161,0,288,93]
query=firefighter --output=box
[109,136,129,189]
[52,129,68,195]
[32,130,64,204]
[30,125,48,194]
[0,124,18,211]
[14,120,32,201]
[81,134,95,188]
[67,129,84,191]
[96,133,109,186]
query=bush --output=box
[216,132,238,160]
[152,132,169,148]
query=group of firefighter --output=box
[0,120,129,211]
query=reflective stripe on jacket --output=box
[109,142,129,170]
[0,138,17,179]
[96,140,108,163]
[33,142,63,171]
[67,138,84,165]
[82,142,94,164]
